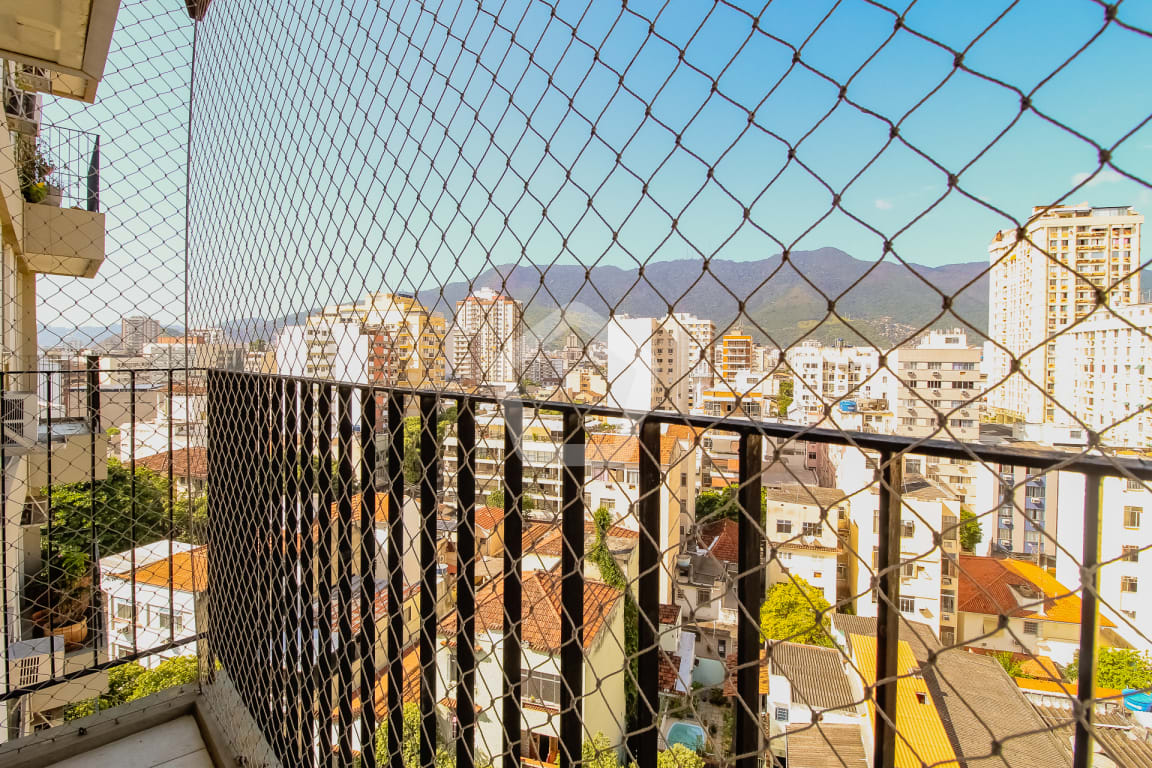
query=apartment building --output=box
[888,329,985,441]
[120,315,161,354]
[606,315,690,412]
[670,312,716,382]
[716,330,754,384]
[1056,472,1151,652]
[987,203,1143,424]
[1053,302,1152,448]
[762,484,849,604]
[820,445,961,642]
[356,292,447,388]
[785,342,888,425]
[451,287,523,391]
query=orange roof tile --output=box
[700,519,739,563]
[439,570,620,654]
[957,555,1113,627]
[585,433,679,466]
[329,492,389,525]
[1013,676,1123,700]
[112,546,207,593]
[526,520,639,558]
[136,447,208,480]
[475,506,505,532]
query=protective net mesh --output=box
[5,0,1152,766]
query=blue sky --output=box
[42,0,1152,333]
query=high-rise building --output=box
[785,341,886,425]
[605,315,690,412]
[451,288,523,389]
[888,329,986,442]
[987,203,1142,423]
[362,293,447,388]
[121,315,161,353]
[1054,303,1152,448]
[716,330,753,384]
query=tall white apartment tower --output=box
[606,316,690,412]
[452,288,524,389]
[121,315,162,353]
[987,203,1142,424]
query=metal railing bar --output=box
[360,387,379,768]
[300,381,318,768]
[285,378,303,765]
[387,391,406,768]
[1073,472,1104,768]
[167,369,176,646]
[86,356,100,670]
[337,385,357,766]
[502,401,524,768]
[559,409,585,768]
[130,369,139,655]
[735,430,764,768]
[633,419,660,768]
[419,393,439,768]
[317,384,337,764]
[456,399,478,768]
[873,451,903,768]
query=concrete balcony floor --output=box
[48,715,213,768]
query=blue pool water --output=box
[666,722,706,751]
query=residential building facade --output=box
[451,288,524,391]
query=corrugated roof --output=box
[785,723,868,768]
[957,555,1113,627]
[136,446,208,480]
[850,634,959,768]
[768,642,856,711]
[1033,704,1152,767]
[762,484,848,508]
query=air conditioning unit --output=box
[1,392,39,450]
[6,637,64,689]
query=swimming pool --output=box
[665,721,706,752]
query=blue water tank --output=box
[1124,689,1152,712]
[839,400,857,413]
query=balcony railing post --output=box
[874,450,903,768]
[86,355,101,668]
[419,393,439,768]
[337,385,357,766]
[455,398,477,768]
[317,385,336,764]
[559,408,586,768]
[300,381,318,768]
[1073,471,1104,768]
[360,387,379,768]
[285,379,303,766]
[735,430,764,768]
[87,133,99,212]
[634,418,660,768]
[387,392,406,768]
[502,399,524,768]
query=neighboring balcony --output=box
[17,124,105,279]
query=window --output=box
[926,362,942,370]
[696,588,711,605]
[522,669,562,704]
[1124,506,1142,528]
[905,458,921,474]
[155,610,184,633]
[899,597,915,613]
[116,600,136,622]
[940,593,955,614]
[1023,620,1039,635]
[776,519,792,534]
[901,521,915,538]
[1122,546,1139,563]
[1127,479,1143,491]
[680,472,688,487]
[812,571,823,580]
[926,380,942,388]
[600,499,615,511]
[802,522,822,537]
[675,587,685,601]
[775,707,789,723]
[718,639,727,656]
[1121,576,1138,593]
[902,563,915,578]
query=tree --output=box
[1066,648,1152,690]
[582,733,624,768]
[776,379,793,417]
[403,406,459,487]
[484,487,535,512]
[959,508,983,552]
[362,702,455,768]
[64,655,197,721]
[42,459,171,564]
[694,484,766,525]
[992,651,1023,678]
[760,577,834,647]
[658,744,706,768]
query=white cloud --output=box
[1070,169,1125,187]
[874,198,893,210]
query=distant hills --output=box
[418,248,991,348]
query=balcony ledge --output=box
[22,202,105,278]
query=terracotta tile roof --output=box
[111,546,207,593]
[344,580,420,636]
[349,644,420,719]
[439,570,620,655]
[585,433,679,466]
[659,603,681,625]
[329,492,389,525]
[723,651,771,697]
[700,519,739,564]
[785,723,868,768]
[658,652,682,693]
[664,424,706,445]
[527,520,639,558]
[136,447,208,480]
[956,555,1113,627]
[475,506,504,532]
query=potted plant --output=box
[15,138,60,206]
[28,550,92,647]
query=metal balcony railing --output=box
[198,369,1152,768]
[13,122,100,212]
